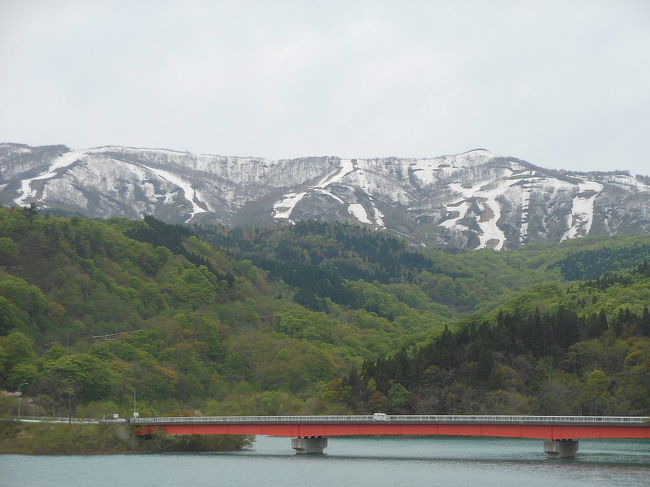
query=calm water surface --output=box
[1,436,649,487]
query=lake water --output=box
[1,436,649,487]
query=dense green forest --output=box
[334,263,650,416]
[194,222,650,316]
[1,208,649,422]
[0,210,432,418]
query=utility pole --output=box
[67,389,74,424]
[133,388,137,417]
[17,382,28,418]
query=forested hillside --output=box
[1,208,649,419]
[337,264,650,416]
[194,222,650,315]
[0,210,421,418]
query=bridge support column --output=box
[291,436,328,454]
[544,439,578,459]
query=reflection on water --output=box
[1,437,648,487]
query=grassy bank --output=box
[0,420,253,454]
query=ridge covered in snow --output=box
[2,142,649,250]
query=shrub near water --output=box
[143,431,254,452]
[0,422,134,454]
[0,421,252,454]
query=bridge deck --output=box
[131,415,650,440]
[132,414,648,426]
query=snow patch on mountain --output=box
[440,200,471,232]
[408,150,498,188]
[519,177,533,243]
[273,159,355,221]
[315,189,344,204]
[348,163,386,227]
[601,174,649,191]
[474,179,513,250]
[14,150,83,206]
[273,192,303,223]
[441,179,513,249]
[348,203,372,224]
[410,160,441,187]
[373,205,385,227]
[561,179,603,241]
[322,159,354,186]
[440,182,480,232]
[134,163,212,222]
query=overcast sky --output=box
[1,0,649,174]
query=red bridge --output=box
[131,414,650,458]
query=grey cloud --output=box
[1,0,649,174]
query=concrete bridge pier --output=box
[544,439,579,459]
[291,436,328,454]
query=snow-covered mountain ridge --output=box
[2,142,649,250]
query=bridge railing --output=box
[16,416,128,424]
[130,415,650,425]
[15,414,649,426]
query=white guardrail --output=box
[129,415,650,425]
[17,416,128,424]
